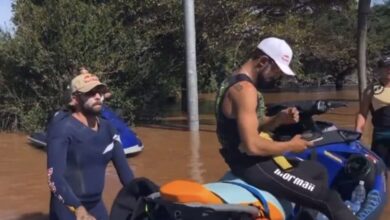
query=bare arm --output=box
[228,82,310,156]
[355,87,373,133]
[259,115,281,132]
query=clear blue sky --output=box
[372,0,386,5]
[0,0,13,30]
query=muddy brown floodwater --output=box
[0,89,389,220]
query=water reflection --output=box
[188,131,204,183]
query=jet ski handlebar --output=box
[267,100,347,117]
[269,100,347,141]
[303,100,347,116]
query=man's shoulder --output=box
[49,109,71,124]
[99,116,111,126]
[362,83,378,97]
[99,117,117,133]
[48,115,77,136]
[228,80,257,96]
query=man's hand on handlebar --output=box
[288,135,314,153]
[276,107,300,125]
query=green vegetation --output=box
[0,0,389,131]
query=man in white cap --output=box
[215,37,356,220]
[47,72,134,220]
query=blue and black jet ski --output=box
[27,105,144,155]
[110,100,387,220]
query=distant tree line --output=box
[0,0,388,131]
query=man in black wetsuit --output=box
[47,72,134,220]
[215,37,356,220]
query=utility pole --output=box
[357,0,371,100]
[183,0,199,131]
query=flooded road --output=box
[0,89,388,220]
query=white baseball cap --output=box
[257,37,295,76]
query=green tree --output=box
[195,0,358,87]
[369,2,390,56]
[0,0,389,131]
[0,0,185,131]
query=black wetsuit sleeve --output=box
[112,134,134,186]
[47,124,82,209]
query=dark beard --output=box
[81,104,102,116]
[256,74,278,89]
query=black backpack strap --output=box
[228,74,255,87]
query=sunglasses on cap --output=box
[74,86,107,97]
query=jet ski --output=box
[110,100,387,220]
[27,105,144,155]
